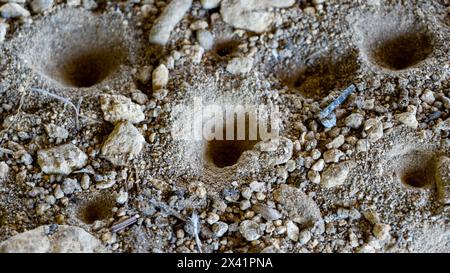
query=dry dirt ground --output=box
[0,0,449,253]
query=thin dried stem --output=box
[30,87,80,129]
[190,211,203,253]
[110,215,139,233]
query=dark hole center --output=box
[403,171,429,188]
[79,199,112,224]
[372,32,433,70]
[207,139,259,168]
[62,52,113,88]
[205,115,262,168]
[214,41,239,57]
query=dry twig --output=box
[110,215,139,233]
[190,211,202,253]
[30,87,81,129]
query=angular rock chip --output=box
[152,64,169,90]
[148,0,192,45]
[0,3,30,18]
[364,118,384,143]
[257,137,293,166]
[436,156,450,205]
[436,118,450,131]
[226,57,254,74]
[100,94,145,124]
[44,123,69,140]
[253,203,282,221]
[286,221,299,241]
[220,0,295,33]
[0,225,107,253]
[0,22,7,43]
[239,220,262,241]
[0,161,9,179]
[37,144,88,175]
[395,105,418,129]
[101,121,146,166]
[321,161,356,188]
[201,0,221,9]
[273,184,323,231]
[31,0,54,13]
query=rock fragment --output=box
[190,20,208,30]
[201,0,221,9]
[239,220,262,241]
[436,156,450,205]
[148,0,192,45]
[0,22,7,43]
[435,118,450,131]
[30,0,54,13]
[54,185,64,199]
[196,29,214,50]
[137,66,153,84]
[257,137,293,166]
[37,144,88,175]
[363,210,380,225]
[395,105,418,129]
[0,225,106,253]
[286,221,299,241]
[307,170,321,184]
[298,230,311,245]
[131,90,149,105]
[226,56,254,74]
[206,212,220,225]
[116,191,128,205]
[311,159,325,172]
[249,181,265,192]
[273,184,323,231]
[82,0,97,10]
[420,90,435,104]
[364,118,384,143]
[152,64,169,90]
[220,0,295,33]
[44,124,69,140]
[321,161,355,188]
[253,204,282,221]
[326,135,345,149]
[61,178,81,195]
[100,94,145,124]
[345,113,364,129]
[323,149,344,163]
[189,45,205,64]
[80,174,90,190]
[0,161,9,179]
[356,139,370,153]
[0,3,30,18]
[101,121,146,166]
[212,222,228,237]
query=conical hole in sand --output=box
[370,32,434,70]
[207,139,259,168]
[213,40,240,57]
[78,195,114,224]
[394,150,436,189]
[25,10,129,88]
[281,52,358,99]
[402,171,430,188]
[204,114,261,168]
[359,14,434,71]
[54,48,125,88]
